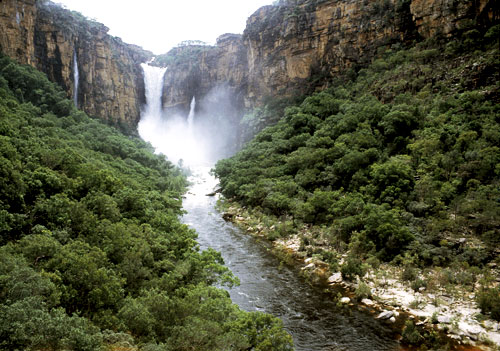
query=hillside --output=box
[0,55,293,351]
[214,23,500,348]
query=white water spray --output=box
[138,64,208,166]
[73,49,79,108]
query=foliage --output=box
[401,320,423,345]
[341,256,366,281]
[476,287,500,321]
[0,55,292,350]
[354,281,372,301]
[215,27,500,264]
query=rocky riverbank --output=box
[220,202,500,350]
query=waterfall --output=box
[141,63,167,121]
[73,49,79,108]
[187,96,196,127]
[138,64,208,166]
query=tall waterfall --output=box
[141,63,166,122]
[138,64,207,166]
[73,49,79,108]
[187,96,196,128]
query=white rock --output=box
[328,272,342,284]
[361,299,374,306]
[340,297,351,304]
[376,310,394,320]
[483,320,498,331]
[304,263,315,270]
[438,315,453,324]
[466,325,482,335]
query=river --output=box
[182,166,401,351]
[138,63,402,351]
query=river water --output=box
[182,166,401,351]
[138,63,401,351]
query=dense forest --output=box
[215,24,500,323]
[0,54,293,351]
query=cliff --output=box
[0,0,37,65]
[0,0,152,126]
[157,34,248,116]
[160,0,498,111]
[1,0,497,128]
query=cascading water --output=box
[138,64,207,166]
[73,49,79,108]
[138,63,400,351]
[187,96,196,128]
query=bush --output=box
[476,287,500,321]
[341,256,366,281]
[401,265,418,282]
[401,320,423,345]
[355,281,372,301]
[410,278,427,292]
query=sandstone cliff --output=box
[158,34,248,117]
[0,0,152,126]
[0,0,36,65]
[160,0,498,111]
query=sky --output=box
[55,0,273,55]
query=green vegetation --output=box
[0,54,293,350]
[215,25,499,321]
[153,45,215,67]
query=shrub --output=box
[401,265,418,282]
[476,287,500,321]
[410,278,427,292]
[341,256,366,281]
[355,281,372,301]
[401,320,423,345]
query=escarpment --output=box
[0,0,152,126]
[158,34,248,117]
[1,0,497,128]
[160,0,498,113]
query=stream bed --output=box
[182,166,402,351]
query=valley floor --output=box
[221,202,500,350]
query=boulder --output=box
[361,299,374,306]
[303,263,315,270]
[438,315,452,324]
[328,272,342,284]
[376,310,394,320]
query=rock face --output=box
[160,34,248,117]
[160,0,498,113]
[0,0,152,126]
[0,0,37,65]
[1,0,497,129]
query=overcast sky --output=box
[55,0,272,54]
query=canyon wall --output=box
[1,0,497,128]
[0,0,151,126]
[160,0,497,111]
[159,34,248,116]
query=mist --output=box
[138,64,242,167]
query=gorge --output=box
[1,0,499,350]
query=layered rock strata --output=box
[160,0,498,110]
[0,0,152,126]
